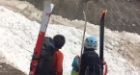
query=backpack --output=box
[82,51,101,75]
[36,37,56,75]
[72,55,80,72]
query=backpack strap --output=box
[85,66,89,75]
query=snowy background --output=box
[0,6,140,75]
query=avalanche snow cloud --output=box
[0,6,140,75]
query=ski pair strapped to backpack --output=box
[29,1,54,75]
[80,10,107,75]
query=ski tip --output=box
[101,9,108,17]
[44,1,54,13]
[50,3,55,12]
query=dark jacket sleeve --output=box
[79,54,86,75]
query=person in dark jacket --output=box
[79,36,101,75]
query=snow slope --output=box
[0,6,140,75]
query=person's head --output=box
[53,34,65,49]
[84,35,97,50]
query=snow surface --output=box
[0,6,140,75]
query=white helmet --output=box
[84,36,97,50]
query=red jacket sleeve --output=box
[54,51,64,75]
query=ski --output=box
[81,10,87,56]
[29,1,54,75]
[99,10,107,75]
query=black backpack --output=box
[36,37,56,75]
[81,51,101,75]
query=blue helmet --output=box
[84,36,97,50]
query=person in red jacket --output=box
[53,34,65,75]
